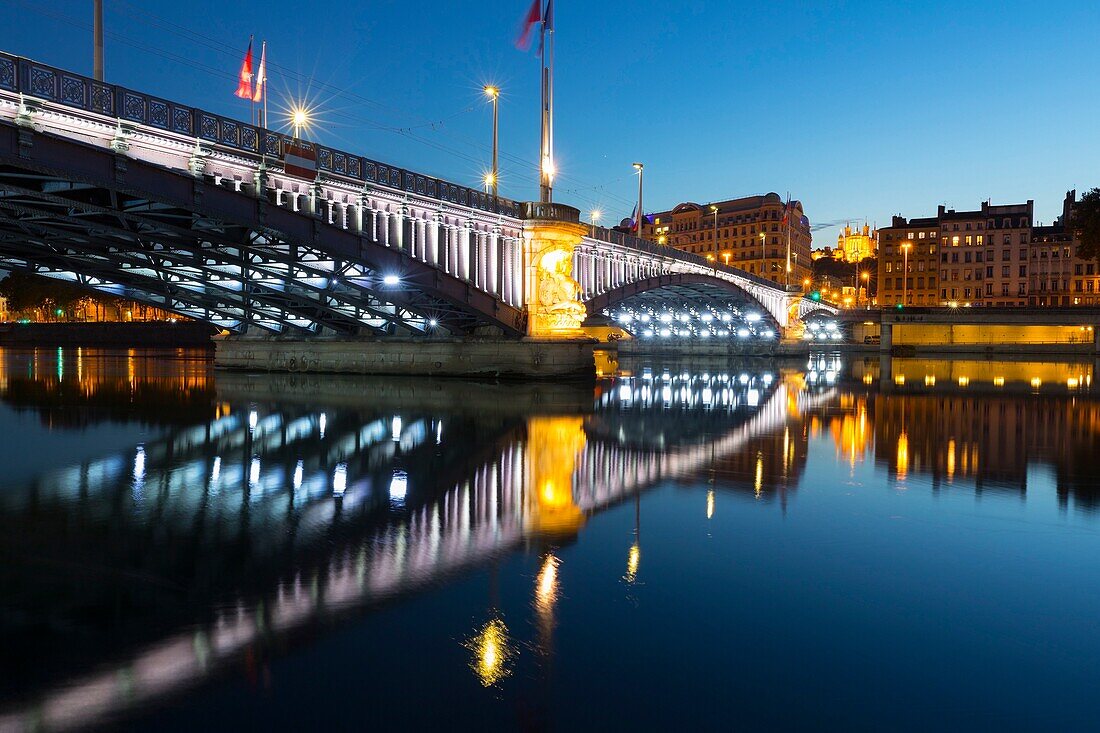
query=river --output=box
[1,347,1098,731]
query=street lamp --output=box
[759,231,766,277]
[860,271,870,310]
[710,205,719,273]
[291,106,310,139]
[632,163,644,238]
[900,242,912,306]
[590,209,602,238]
[483,85,499,198]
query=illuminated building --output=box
[641,193,812,286]
[877,191,1100,308]
[878,216,939,306]
[834,223,877,263]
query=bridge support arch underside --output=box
[0,126,525,337]
[583,273,782,340]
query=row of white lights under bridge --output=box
[614,308,776,339]
[802,320,845,341]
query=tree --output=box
[1072,188,1100,264]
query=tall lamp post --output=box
[759,231,766,277]
[710,205,719,273]
[590,209,602,238]
[483,85,499,198]
[632,163,644,239]
[900,242,911,306]
[861,271,870,310]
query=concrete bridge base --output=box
[213,335,597,380]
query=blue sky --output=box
[2,0,1097,242]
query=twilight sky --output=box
[2,0,1097,243]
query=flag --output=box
[515,0,542,51]
[782,196,792,225]
[252,41,266,103]
[234,38,253,100]
[544,0,554,32]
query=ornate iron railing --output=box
[0,51,519,218]
[520,200,581,223]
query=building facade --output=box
[643,193,812,287]
[878,216,939,306]
[877,192,1100,307]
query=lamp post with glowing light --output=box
[861,271,870,310]
[901,242,912,306]
[710,205,719,273]
[590,209,602,238]
[483,85,499,198]
[759,231,766,276]
[291,107,309,140]
[632,163,644,239]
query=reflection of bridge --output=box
[0,52,827,347]
[0,371,796,732]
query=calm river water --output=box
[1,348,1099,731]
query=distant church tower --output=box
[835,223,877,263]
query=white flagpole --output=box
[261,41,268,129]
[539,3,553,203]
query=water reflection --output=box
[1,348,1100,730]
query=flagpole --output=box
[261,41,267,129]
[539,4,552,203]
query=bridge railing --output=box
[0,51,520,219]
[584,225,788,291]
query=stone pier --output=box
[213,336,597,380]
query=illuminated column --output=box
[488,226,501,297]
[459,221,471,281]
[428,211,442,267]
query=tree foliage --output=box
[1072,188,1100,263]
[0,271,112,316]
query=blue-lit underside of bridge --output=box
[0,52,818,337]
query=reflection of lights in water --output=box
[248,410,258,431]
[897,431,909,481]
[392,416,402,442]
[133,445,145,481]
[333,463,347,496]
[747,388,760,406]
[754,453,764,498]
[389,470,408,503]
[536,554,560,613]
[464,617,513,687]
[210,456,221,485]
[436,420,443,445]
[863,374,874,385]
[624,542,640,584]
[292,460,303,490]
[706,490,715,519]
[249,457,261,487]
[319,412,327,440]
[946,439,956,480]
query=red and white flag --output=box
[234,37,253,99]
[252,41,266,103]
[514,0,542,50]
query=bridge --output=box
[0,365,809,731]
[0,51,829,374]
